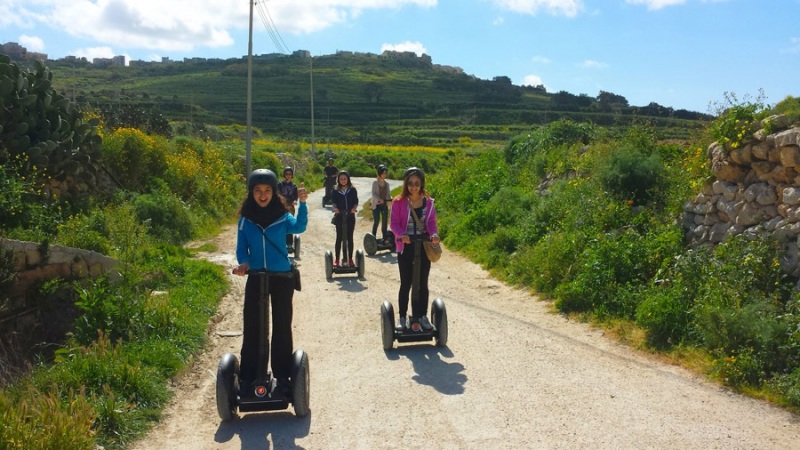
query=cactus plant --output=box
[0,54,103,189]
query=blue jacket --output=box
[236,202,308,272]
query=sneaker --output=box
[349,258,355,267]
[396,316,408,330]
[419,315,433,330]
[334,259,340,268]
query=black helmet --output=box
[377,164,387,175]
[248,168,278,192]
[283,166,294,175]
[403,166,424,183]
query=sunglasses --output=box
[407,181,421,187]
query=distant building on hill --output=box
[1,42,48,62]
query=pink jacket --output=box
[390,196,439,254]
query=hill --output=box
[44,51,710,145]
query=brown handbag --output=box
[409,203,442,263]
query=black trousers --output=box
[335,214,356,261]
[397,242,431,318]
[240,274,294,382]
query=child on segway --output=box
[371,164,392,246]
[390,167,440,331]
[233,168,308,399]
[331,170,358,268]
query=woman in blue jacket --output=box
[331,170,358,267]
[233,169,308,395]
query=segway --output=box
[380,233,447,350]
[216,269,310,421]
[287,234,301,260]
[325,210,365,279]
[364,230,396,256]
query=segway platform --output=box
[380,299,448,350]
[363,231,395,256]
[216,270,310,421]
[325,249,365,279]
[216,349,310,420]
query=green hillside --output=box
[45,51,709,145]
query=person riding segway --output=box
[364,164,396,256]
[324,170,365,279]
[322,158,337,207]
[216,169,310,420]
[380,167,447,349]
[277,166,301,259]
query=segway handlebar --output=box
[233,268,294,278]
[405,233,432,242]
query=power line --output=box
[255,0,290,54]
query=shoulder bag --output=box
[409,203,442,263]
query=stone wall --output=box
[682,114,800,277]
[0,239,119,332]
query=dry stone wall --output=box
[0,239,119,333]
[682,114,800,277]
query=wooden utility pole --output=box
[245,0,254,176]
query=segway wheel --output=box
[293,235,301,260]
[432,297,448,347]
[380,301,395,350]
[324,250,333,280]
[364,233,378,256]
[215,353,239,421]
[356,249,365,279]
[290,349,310,417]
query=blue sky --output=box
[2,0,798,113]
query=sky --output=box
[1,0,799,114]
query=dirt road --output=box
[132,177,800,449]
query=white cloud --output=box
[18,34,45,51]
[531,55,551,64]
[580,59,607,69]
[624,0,686,10]
[381,41,427,56]
[489,0,584,17]
[6,1,438,54]
[493,16,505,25]
[522,74,545,87]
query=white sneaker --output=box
[419,315,433,330]
[396,316,408,330]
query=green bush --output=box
[132,188,193,245]
[56,210,112,254]
[596,144,665,206]
[0,156,66,237]
[101,128,168,192]
[708,91,768,150]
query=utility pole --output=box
[245,0,254,176]
[310,55,315,153]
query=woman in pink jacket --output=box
[390,167,441,331]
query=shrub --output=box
[132,188,193,245]
[102,128,168,192]
[56,210,112,254]
[708,90,768,150]
[596,144,666,206]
